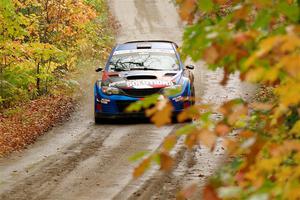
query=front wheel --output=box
[95,116,101,124]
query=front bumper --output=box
[94,84,192,119]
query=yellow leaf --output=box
[245,67,265,82]
[257,157,281,172]
[290,120,300,135]
[162,134,177,151]
[281,55,300,79]
[275,80,300,107]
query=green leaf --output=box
[129,151,150,162]
[175,124,197,136]
[126,94,159,112]
[252,9,272,30]
[198,0,214,13]
[276,1,300,22]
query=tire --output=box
[95,116,101,124]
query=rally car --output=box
[94,40,195,123]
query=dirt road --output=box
[0,1,254,199]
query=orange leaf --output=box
[203,45,219,64]
[203,185,221,200]
[176,184,197,200]
[222,138,238,154]
[133,157,151,178]
[178,0,197,23]
[239,130,254,139]
[185,131,199,149]
[198,129,217,151]
[160,152,174,171]
[233,5,249,20]
[215,123,230,136]
[146,99,173,127]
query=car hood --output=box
[102,70,182,89]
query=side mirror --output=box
[186,65,195,70]
[95,67,103,72]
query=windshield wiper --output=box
[109,61,145,71]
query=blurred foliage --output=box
[0,0,114,108]
[130,0,300,199]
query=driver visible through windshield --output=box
[108,49,180,72]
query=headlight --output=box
[163,84,183,96]
[102,86,120,95]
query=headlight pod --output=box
[163,84,183,96]
[102,86,120,95]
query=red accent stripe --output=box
[96,103,102,111]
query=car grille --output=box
[121,88,162,97]
[116,101,136,112]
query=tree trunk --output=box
[36,62,40,95]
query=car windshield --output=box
[108,50,180,72]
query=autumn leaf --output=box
[146,99,173,127]
[215,123,230,136]
[222,138,238,154]
[176,184,197,200]
[133,157,152,178]
[177,104,209,122]
[185,131,199,149]
[233,5,249,20]
[159,152,174,171]
[198,129,217,151]
[178,0,197,23]
[203,185,221,200]
[203,45,219,64]
[239,130,254,139]
[250,102,273,111]
[162,134,177,151]
[290,120,300,135]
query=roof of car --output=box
[115,40,178,51]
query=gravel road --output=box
[0,1,255,199]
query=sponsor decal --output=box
[109,80,173,88]
[126,80,173,87]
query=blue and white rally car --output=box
[94,40,195,123]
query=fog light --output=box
[172,96,183,102]
[100,98,110,104]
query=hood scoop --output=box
[126,75,157,80]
